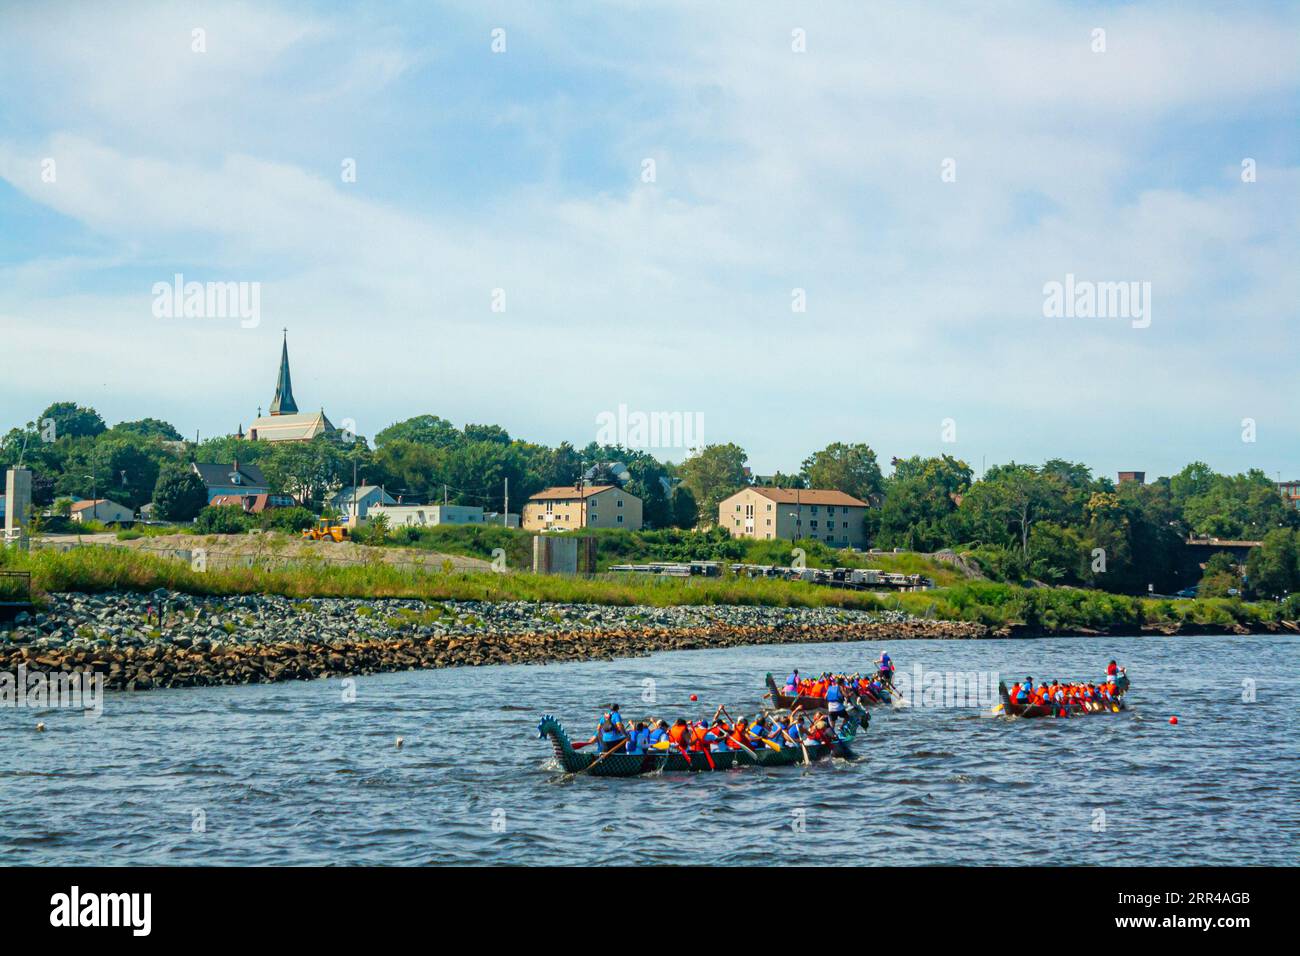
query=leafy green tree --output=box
[670,484,699,529]
[374,414,461,448]
[113,418,183,441]
[800,442,883,501]
[38,402,106,440]
[679,443,748,519]
[152,468,209,522]
[1245,529,1298,599]
[462,423,511,445]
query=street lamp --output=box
[83,474,96,522]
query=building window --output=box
[617,515,624,523]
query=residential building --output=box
[717,487,870,547]
[1117,471,1146,485]
[243,333,337,442]
[192,461,270,502]
[69,499,134,524]
[1278,480,1300,511]
[366,504,520,528]
[522,484,643,531]
[328,485,398,521]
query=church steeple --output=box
[269,329,298,416]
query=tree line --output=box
[3,402,1297,598]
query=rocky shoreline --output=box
[1,590,1291,692]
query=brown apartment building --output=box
[717,487,870,548]
[522,484,644,532]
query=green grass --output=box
[1,544,1289,630]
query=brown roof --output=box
[528,484,620,501]
[70,498,123,513]
[748,487,870,507]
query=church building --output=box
[241,333,336,442]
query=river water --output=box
[2,634,1296,866]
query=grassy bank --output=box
[356,524,974,585]
[3,544,1295,632]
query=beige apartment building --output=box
[718,487,870,548]
[522,484,644,532]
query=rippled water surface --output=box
[3,634,1297,865]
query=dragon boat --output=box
[996,673,1131,718]
[537,708,864,777]
[764,672,895,711]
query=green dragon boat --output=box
[536,708,864,777]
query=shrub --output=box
[193,505,252,535]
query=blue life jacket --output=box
[786,672,799,687]
[826,684,843,703]
[880,654,892,671]
[1015,685,1029,702]
[626,728,650,754]
[648,728,667,744]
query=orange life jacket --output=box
[668,725,687,745]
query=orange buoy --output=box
[1169,716,1179,725]
[689,694,698,702]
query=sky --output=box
[0,0,1296,481]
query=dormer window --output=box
[230,473,241,485]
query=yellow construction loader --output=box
[302,518,349,542]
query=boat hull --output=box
[537,712,861,777]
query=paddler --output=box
[648,719,670,747]
[876,651,895,686]
[595,710,627,753]
[626,722,651,755]
[805,717,833,745]
[783,669,800,694]
[825,678,848,727]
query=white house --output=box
[69,499,134,524]
[328,485,398,521]
[367,504,492,528]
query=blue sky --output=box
[1,0,1296,481]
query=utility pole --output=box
[352,458,358,523]
[444,484,448,505]
[503,477,509,526]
